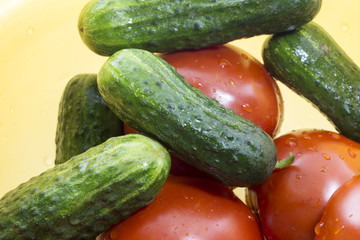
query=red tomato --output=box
[249,129,360,240]
[314,175,360,239]
[160,44,283,137]
[100,176,263,240]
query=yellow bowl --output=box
[0,0,359,198]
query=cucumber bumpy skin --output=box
[97,48,278,187]
[0,134,171,240]
[78,0,322,56]
[55,73,124,165]
[262,22,360,142]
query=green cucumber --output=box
[78,0,322,56]
[55,73,124,165]
[97,48,277,187]
[0,134,170,240]
[262,22,360,142]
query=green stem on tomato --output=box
[275,152,295,169]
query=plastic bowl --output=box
[0,0,359,200]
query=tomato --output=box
[249,129,360,240]
[314,175,360,239]
[100,176,263,240]
[168,154,215,179]
[160,44,283,137]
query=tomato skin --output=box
[314,175,360,239]
[100,176,263,240]
[169,154,215,179]
[249,129,360,240]
[160,44,283,138]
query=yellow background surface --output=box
[0,0,359,198]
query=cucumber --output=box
[55,73,124,165]
[97,48,277,187]
[262,22,360,142]
[0,134,171,240]
[78,0,322,56]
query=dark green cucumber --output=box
[262,22,360,142]
[78,0,322,56]
[97,48,277,187]
[0,134,170,240]
[55,73,123,165]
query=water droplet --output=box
[322,153,331,160]
[44,155,54,166]
[212,88,217,93]
[285,137,297,147]
[330,132,341,140]
[194,21,204,30]
[219,58,231,68]
[309,146,317,151]
[226,135,234,141]
[228,79,235,87]
[241,103,252,113]
[348,148,357,158]
[191,77,202,86]
[241,53,248,59]
[316,198,322,208]
[296,174,304,179]
[195,82,202,88]
[341,23,349,32]
[314,222,324,235]
[320,167,327,173]
[302,134,311,140]
[335,226,344,235]
[27,27,33,35]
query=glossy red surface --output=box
[251,129,360,240]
